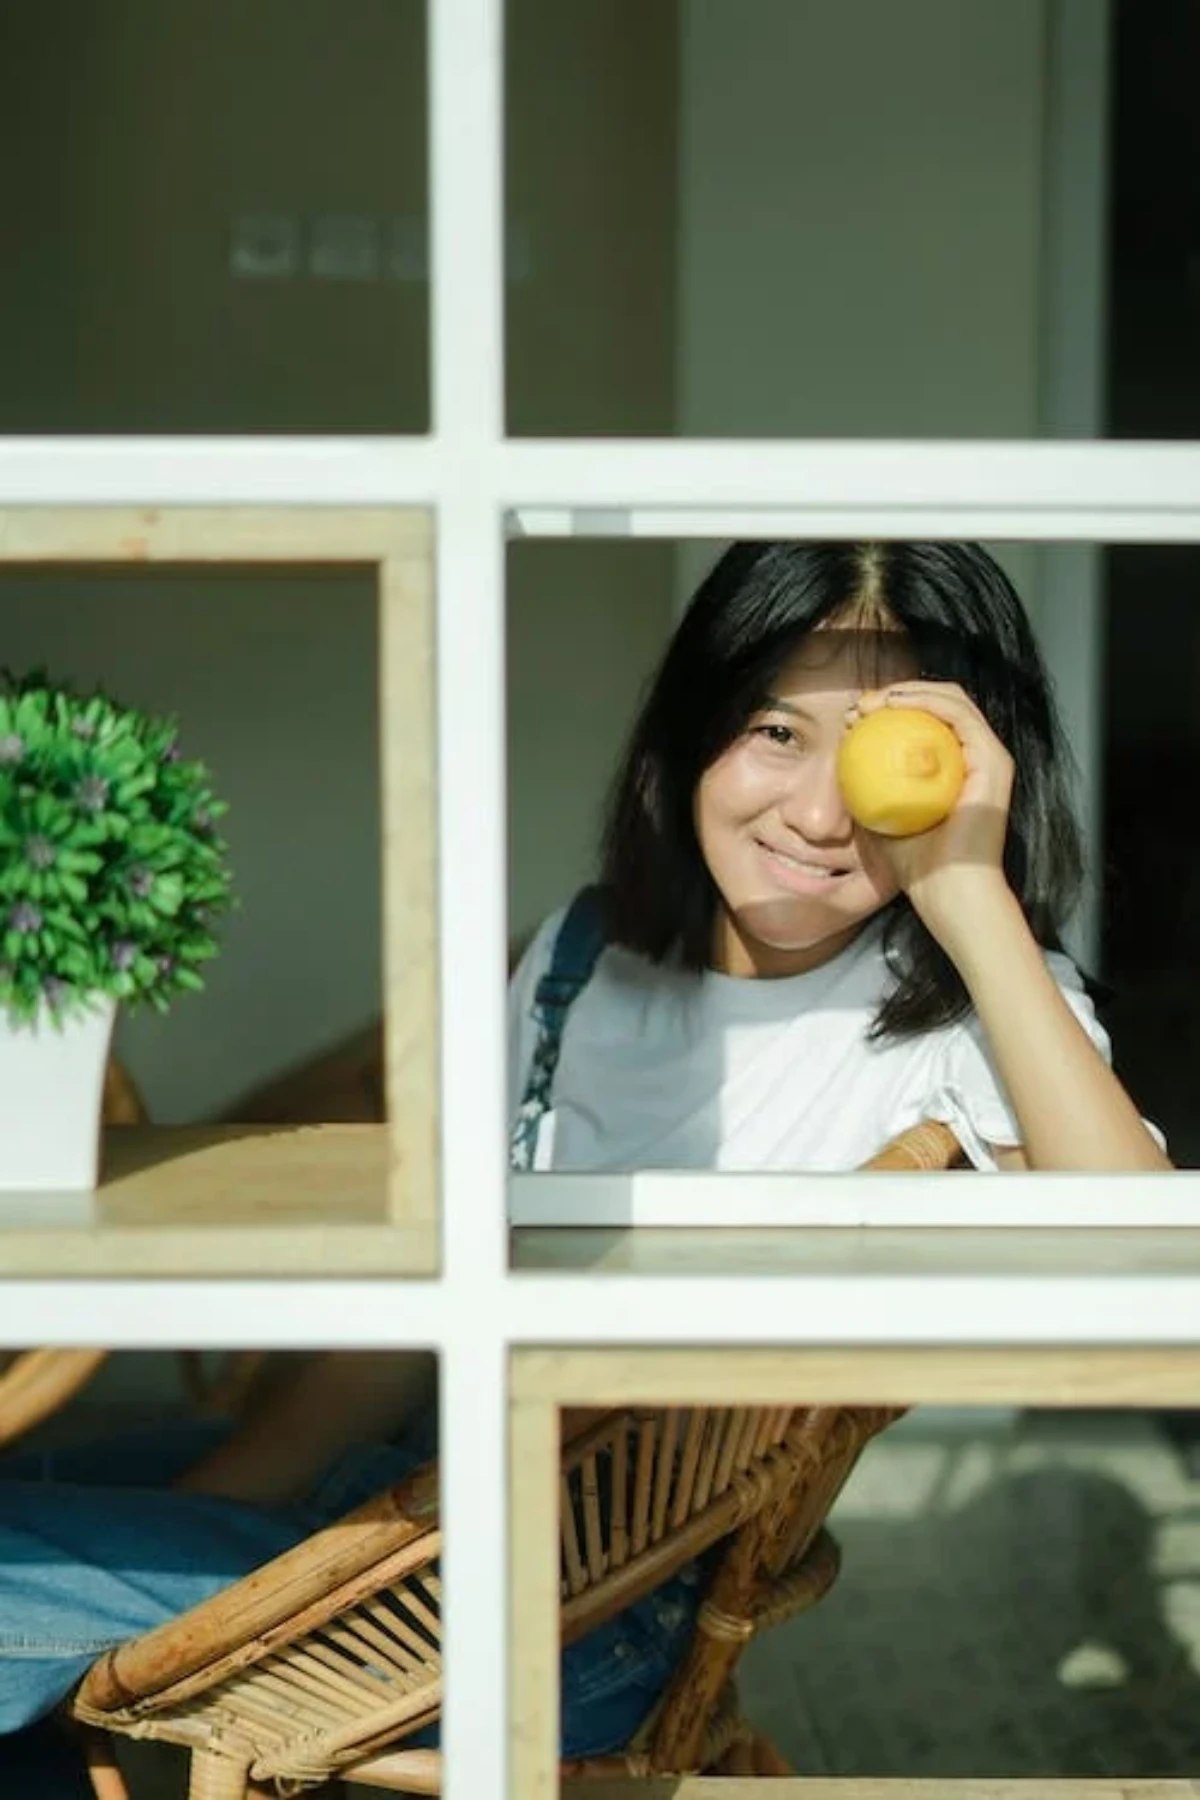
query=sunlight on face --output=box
[694,623,916,978]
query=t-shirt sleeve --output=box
[916,952,1154,1171]
[506,908,564,1122]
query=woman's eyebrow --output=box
[762,694,820,724]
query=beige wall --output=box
[0,1,679,1119]
[677,0,1049,441]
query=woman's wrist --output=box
[911,870,1027,975]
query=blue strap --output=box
[509,885,608,1172]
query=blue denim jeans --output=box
[0,1416,703,1796]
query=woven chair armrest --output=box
[332,1747,442,1792]
[74,1461,440,1719]
[862,1119,964,1170]
[0,1349,109,1450]
[751,1526,841,1632]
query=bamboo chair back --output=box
[557,1402,901,1778]
[559,1405,800,1640]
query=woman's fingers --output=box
[855,682,1011,790]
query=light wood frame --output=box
[513,1345,1200,1800]
[0,506,437,1276]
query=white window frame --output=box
[3,4,1200,1798]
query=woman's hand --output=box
[849,684,1170,1173]
[849,681,1015,955]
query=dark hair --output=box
[598,540,1084,1039]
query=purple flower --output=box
[75,774,110,812]
[161,742,181,763]
[43,976,69,1008]
[9,902,42,934]
[70,717,97,740]
[0,734,24,766]
[24,835,56,870]
[127,865,155,899]
[110,940,137,972]
[155,954,175,977]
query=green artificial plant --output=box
[0,670,234,1025]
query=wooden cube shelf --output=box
[0,508,438,1276]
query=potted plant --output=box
[0,670,234,1189]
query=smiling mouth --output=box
[756,841,850,881]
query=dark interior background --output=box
[1103,0,1200,1165]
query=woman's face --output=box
[694,624,916,978]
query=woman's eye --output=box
[754,723,796,749]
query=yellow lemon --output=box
[837,707,965,837]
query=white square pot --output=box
[0,996,117,1190]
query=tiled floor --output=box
[741,1406,1200,1777]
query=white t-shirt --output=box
[507,907,1115,1174]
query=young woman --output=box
[510,539,1168,1174]
[0,540,1168,1796]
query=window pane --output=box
[505,0,1183,443]
[0,0,427,433]
[505,0,677,437]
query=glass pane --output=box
[0,0,427,432]
[504,0,677,437]
[506,0,1182,442]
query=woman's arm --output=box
[855,682,1170,1173]
[938,880,1169,1171]
[174,1351,437,1506]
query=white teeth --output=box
[767,847,837,879]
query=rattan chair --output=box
[65,1122,961,1798]
[69,1403,899,1798]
